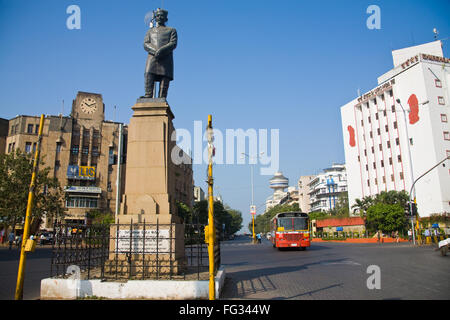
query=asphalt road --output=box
[0,237,448,300]
[220,236,450,300]
[0,245,53,300]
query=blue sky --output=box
[1,0,449,232]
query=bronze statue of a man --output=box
[142,8,177,99]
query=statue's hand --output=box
[154,50,161,58]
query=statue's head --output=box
[155,8,168,25]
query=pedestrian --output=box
[16,234,22,249]
[408,229,412,242]
[377,230,381,243]
[256,233,261,244]
[8,232,15,250]
[40,233,45,246]
[395,230,399,243]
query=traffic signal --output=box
[411,202,418,216]
[404,202,411,216]
[405,201,418,216]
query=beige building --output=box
[3,91,193,227]
[297,175,315,213]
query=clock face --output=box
[80,97,97,114]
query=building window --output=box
[56,142,62,153]
[35,125,39,134]
[379,144,382,151]
[66,196,98,208]
[92,146,99,157]
[371,146,374,154]
[393,121,397,129]
[383,110,387,117]
[385,125,389,132]
[444,131,450,141]
[400,172,404,180]
[389,90,393,97]
[373,99,377,105]
[389,157,392,165]
[387,141,391,148]
[391,105,395,113]
[438,96,445,105]
[375,113,379,120]
[25,142,32,153]
[441,114,448,123]
[381,160,384,167]
[82,146,89,155]
[377,128,381,135]
[370,131,373,138]
[55,160,60,171]
[8,143,12,153]
[368,116,371,123]
[435,79,442,88]
[367,180,370,187]
[382,176,386,183]
[366,164,368,171]
[32,143,36,153]
[396,138,400,145]
[373,162,376,169]
[364,149,367,156]
[398,155,402,162]
[361,119,364,126]
[27,124,33,134]
[391,174,394,181]
[71,145,79,155]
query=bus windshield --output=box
[278,217,308,231]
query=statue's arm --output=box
[156,29,178,56]
[143,31,157,55]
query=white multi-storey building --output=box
[308,164,348,212]
[341,40,450,217]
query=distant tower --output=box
[270,171,289,198]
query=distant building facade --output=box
[308,164,348,212]
[298,175,315,213]
[194,186,205,202]
[340,40,450,217]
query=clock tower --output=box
[71,91,105,122]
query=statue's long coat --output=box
[144,26,177,80]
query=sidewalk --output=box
[312,237,409,244]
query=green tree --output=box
[0,150,66,234]
[365,203,407,234]
[190,200,243,237]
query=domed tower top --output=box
[269,171,289,194]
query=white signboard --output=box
[116,229,170,254]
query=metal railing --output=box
[50,221,220,281]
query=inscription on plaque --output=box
[116,229,170,253]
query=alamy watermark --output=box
[366,265,381,289]
[66,5,81,30]
[366,5,381,30]
[171,121,280,176]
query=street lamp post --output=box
[241,152,264,243]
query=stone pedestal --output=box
[111,98,185,276]
[118,98,179,224]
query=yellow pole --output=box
[206,115,215,300]
[15,114,45,300]
[252,215,255,243]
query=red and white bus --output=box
[270,212,311,250]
